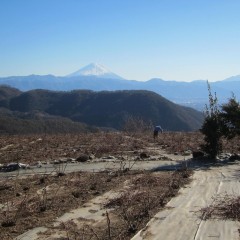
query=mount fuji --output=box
[0,64,240,110]
[67,63,125,80]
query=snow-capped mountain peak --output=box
[67,63,124,80]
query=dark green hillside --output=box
[0,85,21,100]
[68,90,203,130]
[0,85,22,108]
[9,89,65,112]
[0,109,96,134]
[7,88,204,131]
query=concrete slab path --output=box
[132,161,240,240]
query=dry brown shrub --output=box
[200,194,240,221]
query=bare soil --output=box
[0,132,239,240]
[0,132,239,165]
[0,169,191,239]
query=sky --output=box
[0,0,240,81]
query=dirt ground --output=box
[0,169,191,239]
[0,132,178,165]
[0,132,239,240]
[0,132,239,165]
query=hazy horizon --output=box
[0,1,240,82]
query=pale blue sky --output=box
[0,0,240,81]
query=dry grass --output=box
[0,132,239,165]
[0,131,239,239]
[0,171,132,239]
[0,169,192,239]
[46,170,192,240]
[0,133,147,165]
[200,194,240,221]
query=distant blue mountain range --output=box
[0,64,240,110]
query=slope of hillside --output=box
[5,88,204,131]
[0,85,21,100]
[0,115,96,134]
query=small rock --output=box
[229,154,240,161]
[102,156,115,160]
[53,160,61,164]
[37,161,42,167]
[59,159,67,163]
[159,156,170,161]
[66,158,76,163]
[140,152,149,159]
[57,172,65,177]
[89,154,95,160]
[76,154,89,162]
[183,150,192,156]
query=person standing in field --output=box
[153,125,163,139]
